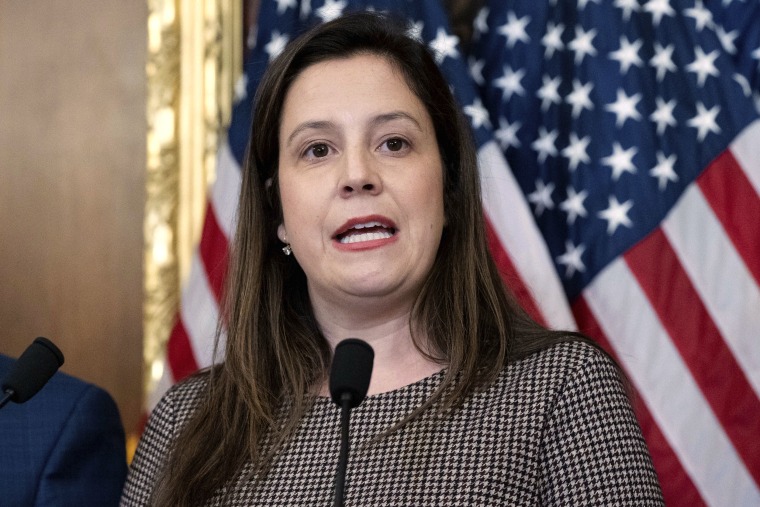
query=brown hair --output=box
[152,11,581,505]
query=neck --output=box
[312,298,444,396]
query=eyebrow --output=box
[284,111,424,148]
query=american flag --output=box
[151,0,760,505]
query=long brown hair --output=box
[152,12,581,505]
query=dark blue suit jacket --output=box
[0,353,128,506]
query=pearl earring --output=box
[282,244,292,256]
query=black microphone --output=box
[1,337,65,410]
[329,338,374,507]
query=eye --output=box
[382,137,409,152]
[302,142,331,160]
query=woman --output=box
[122,12,663,506]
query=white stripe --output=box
[663,183,760,397]
[477,141,576,330]
[585,259,760,507]
[147,367,173,412]
[210,140,243,240]
[730,119,760,198]
[179,252,221,369]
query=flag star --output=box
[685,0,714,32]
[687,47,720,87]
[469,57,486,85]
[265,31,289,61]
[300,0,311,20]
[542,22,565,59]
[495,66,526,101]
[649,151,679,190]
[494,117,521,150]
[429,28,460,64]
[734,73,752,97]
[315,0,347,23]
[614,0,640,21]
[406,21,424,42]
[569,26,598,64]
[687,102,721,141]
[752,46,760,61]
[598,197,634,235]
[566,79,594,119]
[561,133,592,171]
[498,12,531,49]
[650,43,677,82]
[531,127,559,163]
[650,97,677,134]
[275,0,296,14]
[644,0,676,27]
[528,180,555,216]
[609,36,643,74]
[473,7,490,37]
[578,0,601,9]
[605,89,642,127]
[537,75,563,112]
[602,142,638,181]
[716,25,739,55]
[233,73,248,103]
[560,187,588,225]
[464,98,491,129]
[556,241,587,278]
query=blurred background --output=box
[0,0,146,435]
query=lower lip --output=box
[333,233,399,252]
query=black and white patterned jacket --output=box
[122,340,664,506]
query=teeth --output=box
[352,221,384,230]
[339,230,393,244]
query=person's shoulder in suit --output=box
[0,353,128,506]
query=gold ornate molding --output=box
[144,0,241,400]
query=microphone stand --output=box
[333,392,353,507]
[0,390,14,410]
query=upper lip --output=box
[332,215,397,239]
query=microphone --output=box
[1,337,65,410]
[329,338,374,507]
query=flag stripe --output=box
[477,142,576,330]
[199,203,230,302]
[697,151,760,287]
[572,296,708,507]
[584,258,760,507]
[662,180,760,399]
[484,214,545,326]
[209,141,242,239]
[625,227,760,485]
[730,120,760,199]
[180,253,220,369]
[166,319,199,382]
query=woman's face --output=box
[277,53,445,314]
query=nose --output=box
[338,149,382,198]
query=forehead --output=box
[279,53,427,129]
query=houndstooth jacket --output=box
[121,341,664,506]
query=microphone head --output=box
[329,338,374,409]
[2,337,65,403]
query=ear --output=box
[277,224,288,243]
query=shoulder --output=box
[121,373,209,506]
[503,339,619,394]
[0,354,127,506]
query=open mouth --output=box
[334,220,397,244]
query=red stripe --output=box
[625,228,760,484]
[572,296,707,507]
[198,203,230,303]
[167,319,200,382]
[697,150,760,286]
[483,214,546,326]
